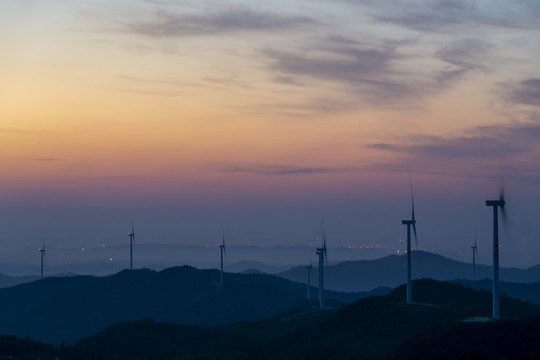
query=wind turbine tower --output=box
[401,183,417,304]
[316,233,327,309]
[486,191,505,319]
[471,237,478,281]
[305,264,312,301]
[38,241,46,280]
[218,229,226,287]
[128,219,135,270]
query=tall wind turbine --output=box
[401,182,418,304]
[486,189,506,319]
[305,263,312,301]
[316,232,328,309]
[38,240,46,280]
[471,235,478,281]
[218,228,226,287]
[128,219,135,270]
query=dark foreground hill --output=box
[0,266,377,344]
[279,251,540,292]
[389,316,540,360]
[37,279,540,360]
[453,278,540,305]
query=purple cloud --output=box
[128,8,315,37]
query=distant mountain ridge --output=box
[0,273,39,289]
[278,250,540,292]
[0,266,376,344]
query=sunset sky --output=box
[1,0,539,270]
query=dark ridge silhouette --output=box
[0,266,374,344]
[0,335,57,359]
[453,278,540,305]
[53,279,540,360]
[388,316,540,360]
[278,251,540,292]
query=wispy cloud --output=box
[433,38,492,86]
[434,38,491,71]
[263,45,398,84]
[502,79,540,107]
[127,8,315,37]
[367,120,540,179]
[362,0,540,32]
[209,163,354,176]
[261,35,490,105]
[261,41,422,104]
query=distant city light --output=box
[335,244,389,249]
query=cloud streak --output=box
[262,36,490,105]
[367,120,540,179]
[209,163,354,176]
[127,8,315,37]
[504,79,540,107]
[261,41,423,104]
[362,0,540,32]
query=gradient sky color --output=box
[1,0,539,271]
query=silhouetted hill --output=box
[0,266,373,344]
[61,279,540,360]
[389,316,540,360]
[0,335,57,360]
[279,251,540,292]
[453,278,540,305]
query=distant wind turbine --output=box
[128,219,135,270]
[38,239,46,280]
[401,179,418,304]
[316,231,328,309]
[218,228,226,287]
[485,186,506,319]
[471,235,478,282]
[305,263,313,301]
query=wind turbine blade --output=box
[413,223,418,249]
[499,179,508,225]
[410,185,415,223]
[223,230,227,257]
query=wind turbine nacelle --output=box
[402,220,415,225]
[486,199,505,207]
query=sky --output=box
[1,0,539,273]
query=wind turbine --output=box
[401,181,418,304]
[471,235,478,281]
[485,188,506,319]
[38,240,46,280]
[218,228,226,287]
[305,263,313,301]
[316,231,328,309]
[128,219,135,270]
